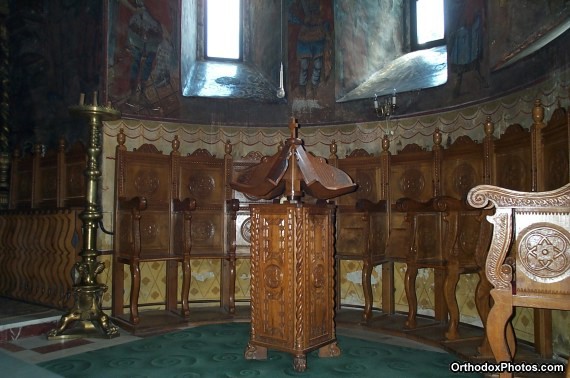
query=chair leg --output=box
[181,258,191,318]
[405,263,418,329]
[444,265,460,340]
[228,256,236,315]
[129,261,141,325]
[361,258,373,323]
[475,272,493,357]
[111,258,124,318]
[487,289,514,378]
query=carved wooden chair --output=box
[227,150,272,312]
[437,132,494,341]
[177,142,234,312]
[112,131,196,326]
[468,184,570,378]
[333,146,391,321]
[387,142,445,328]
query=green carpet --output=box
[39,322,481,377]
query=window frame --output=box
[204,0,243,61]
[410,0,446,51]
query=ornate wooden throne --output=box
[468,184,570,378]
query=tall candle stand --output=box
[48,92,120,339]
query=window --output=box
[411,0,445,50]
[181,0,282,101]
[205,0,241,60]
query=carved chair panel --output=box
[179,162,227,207]
[117,156,171,208]
[235,210,252,257]
[413,212,444,262]
[37,148,59,207]
[62,141,87,207]
[493,124,532,191]
[541,106,569,191]
[441,136,485,200]
[10,149,33,209]
[335,212,368,257]
[336,154,381,205]
[390,144,434,204]
[513,210,570,298]
[191,210,224,255]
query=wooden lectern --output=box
[232,118,356,372]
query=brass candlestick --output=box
[48,92,120,339]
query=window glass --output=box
[415,0,444,45]
[206,0,241,59]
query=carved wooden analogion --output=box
[234,118,355,372]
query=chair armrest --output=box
[226,198,240,214]
[173,198,197,212]
[118,196,148,211]
[356,198,388,212]
[394,197,430,212]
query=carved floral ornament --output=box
[134,170,160,198]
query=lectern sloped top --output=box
[230,117,357,200]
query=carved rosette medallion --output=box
[518,223,570,283]
[188,175,215,199]
[134,170,160,198]
[141,223,159,242]
[192,219,215,242]
[399,168,425,199]
[240,217,251,243]
[264,264,283,289]
[452,163,476,198]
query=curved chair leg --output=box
[129,261,141,325]
[444,265,461,340]
[487,289,514,376]
[181,258,191,318]
[475,272,493,357]
[228,255,236,315]
[361,258,373,323]
[405,263,418,329]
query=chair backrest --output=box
[334,148,385,258]
[9,139,87,209]
[440,135,486,199]
[114,133,174,259]
[467,183,570,310]
[61,140,87,208]
[177,143,233,257]
[230,150,269,257]
[9,146,35,209]
[493,123,532,191]
[534,100,569,191]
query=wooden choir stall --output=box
[231,118,356,372]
